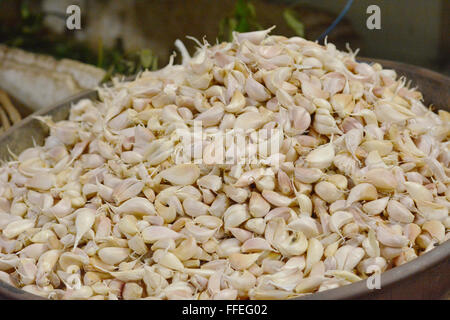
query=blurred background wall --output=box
[293,0,447,73]
[0,0,448,114]
[1,0,448,72]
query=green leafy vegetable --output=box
[218,0,262,42]
[283,8,305,38]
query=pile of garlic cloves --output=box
[0,29,449,300]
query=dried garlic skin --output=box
[0,28,448,300]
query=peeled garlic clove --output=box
[305,143,335,169]
[404,181,433,202]
[330,94,354,118]
[234,168,266,187]
[197,175,222,191]
[245,218,266,235]
[195,104,224,127]
[73,208,96,248]
[329,211,353,233]
[26,173,55,191]
[333,245,351,270]
[158,252,184,271]
[172,237,198,261]
[224,185,250,204]
[329,270,362,283]
[249,192,271,218]
[357,257,386,274]
[44,198,74,218]
[31,229,56,243]
[314,181,343,203]
[403,223,421,244]
[185,222,217,243]
[262,190,293,207]
[19,243,49,259]
[234,111,267,131]
[118,215,139,235]
[294,167,323,184]
[422,220,445,243]
[321,72,346,95]
[374,101,415,123]
[0,270,15,286]
[329,199,346,214]
[128,234,148,255]
[333,153,357,176]
[229,253,260,270]
[112,178,144,204]
[183,198,209,217]
[291,106,311,134]
[59,251,89,271]
[360,140,393,157]
[275,231,308,257]
[386,200,415,223]
[255,174,276,191]
[112,197,156,216]
[245,77,271,102]
[295,193,313,216]
[276,88,294,108]
[17,258,37,285]
[226,270,257,295]
[142,226,182,243]
[159,164,200,186]
[416,200,448,221]
[225,90,246,113]
[326,174,347,190]
[229,228,253,243]
[376,226,408,248]
[98,247,130,265]
[346,183,378,206]
[294,276,325,293]
[10,201,28,217]
[122,283,143,300]
[362,197,389,215]
[362,229,380,258]
[287,215,319,238]
[3,219,35,239]
[37,249,60,276]
[313,108,342,135]
[224,204,250,230]
[209,193,229,218]
[241,238,272,252]
[120,151,143,165]
[362,168,398,190]
[305,238,324,275]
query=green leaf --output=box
[21,2,30,19]
[283,8,305,38]
[228,18,238,41]
[235,0,248,17]
[218,18,227,41]
[247,2,256,18]
[139,49,153,69]
[151,56,158,71]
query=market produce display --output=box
[0,29,448,300]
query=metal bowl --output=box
[0,60,449,300]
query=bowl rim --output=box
[0,60,449,300]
